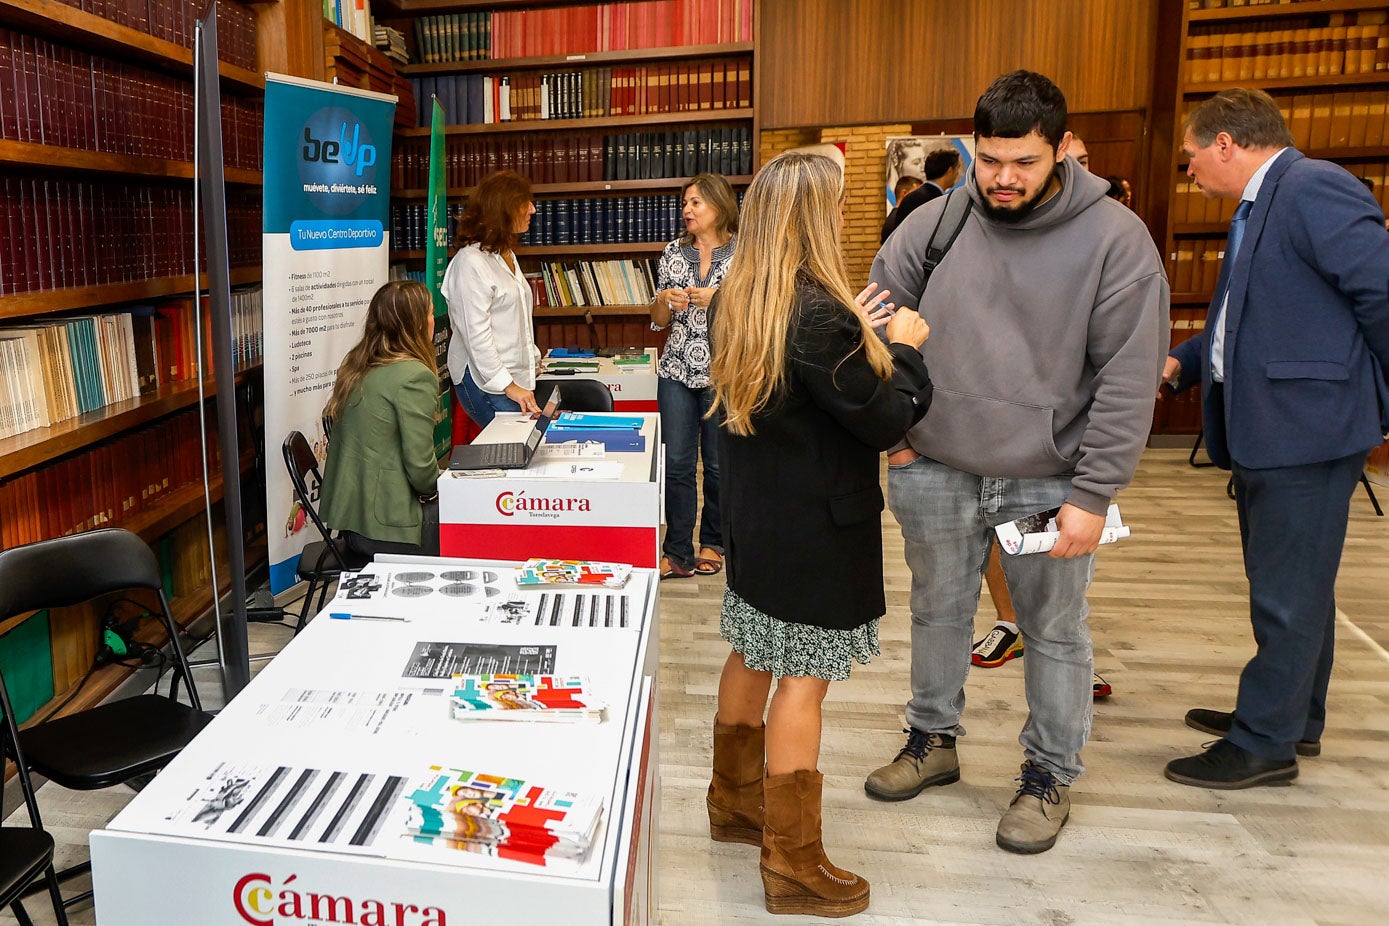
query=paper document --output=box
[994,504,1130,555]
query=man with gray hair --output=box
[1163,88,1389,789]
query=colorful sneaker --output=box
[1092,673,1112,698]
[972,625,1023,667]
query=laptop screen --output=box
[525,387,562,451]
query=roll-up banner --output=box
[426,96,452,462]
[263,74,396,593]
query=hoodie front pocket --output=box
[917,388,1071,477]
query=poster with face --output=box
[884,136,975,211]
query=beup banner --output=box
[263,74,396,593]
[426,96,452,461]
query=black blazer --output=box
[717,286,932,631]
[881,181,944,243]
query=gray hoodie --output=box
[871,157,1170,515]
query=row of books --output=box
[535,259,659,308]
[1191,1,1362,9]
[410,58,751,127]
[0,177,261,296]
[0,288,261,439]
[46,0,259,71]
[324,0,374,45]
[393,194,703,251]
[409,0,752,64]
[1174,159,1389,223]
[0,406,221,551]
[374,25,408,66]
[392,127,753,189]
[1186,11,1389,85]
[404,766,603,865]
[0,30,263,168]
[1166,239,1231,297]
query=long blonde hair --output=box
[710,153,894,436]
[324,280,438,421]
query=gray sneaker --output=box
[996,760,1071,854]
[864,728,960,801]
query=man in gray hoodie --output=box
[863,71,1169,854]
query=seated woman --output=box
[443,170,541,426]
[320,280,442,557]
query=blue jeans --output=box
[454,367,521,429]
[888,456,1095,784]
[658,377,722,569]
[1227,451,1363,760]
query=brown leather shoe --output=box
[707,721,764,846]
[760,770,869,918]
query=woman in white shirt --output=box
[442,170,540,426]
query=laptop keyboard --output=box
[471,443,528,468]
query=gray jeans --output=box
[887,456,1095,784]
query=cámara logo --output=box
[495,490,592,517]
[234,872,447,926]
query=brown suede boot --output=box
[759,770,869,918]
[707,721,765,845]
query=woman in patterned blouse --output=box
[650,172,739,579]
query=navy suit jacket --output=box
[1171,149,1389,469]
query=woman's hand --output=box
[650,288,690,327]
[853,283,896,330]
[504,383,541,416]
[885,307,930,349]
[684,286,716,309]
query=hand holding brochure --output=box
[994,503,1130,555]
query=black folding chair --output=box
[0,677,69,926]
[535,377,615,412]
[0,528,211,913]
[283,431,371,632]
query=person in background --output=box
[706,152,932,918]
[881,174,924,243]
[866,70,1167,853]
[651,173,739,579]
[320,280,442,557]
[1162,89,1389,789]
[970,130,1116,700]
[881,147,964,242]
[443,170,540,428]
[1106,175,1134,207]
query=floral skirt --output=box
[719,587,880,682]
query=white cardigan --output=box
[442,242,539,393]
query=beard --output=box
[979,162,1061,225]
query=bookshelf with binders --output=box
[1154,0,1389,433]
[0,0,271,727]
[382,0,757,346]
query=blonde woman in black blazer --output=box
[705,152,932,918]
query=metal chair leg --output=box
[1189,429,1215,468]
[1362,475,1384,516]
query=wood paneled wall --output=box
[759,0,1158,129]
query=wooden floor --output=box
[6,449,1389,925]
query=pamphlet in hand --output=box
[515,558,632,588]
[449,673,606,722]
[994,503,1130,555]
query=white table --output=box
[438,413,662,568]
[90,556,660,925]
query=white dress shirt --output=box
[1212,148,1286,382]
[442,242,539,393]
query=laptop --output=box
[448,387,562,471]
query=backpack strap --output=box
[921,188,972,289]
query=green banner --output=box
[427,96,453,461]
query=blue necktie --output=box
[1211,199,1252,382]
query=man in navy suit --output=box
[1163,89,1389,789]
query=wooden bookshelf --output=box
[1171,292,1217,306]
[385,0,658,11]
[0,0,263,92]
[1184,71,1389,96]
[391,175,753,198]
[402,40,753,75]
[397,107,755,137]
[0,139,263,185]
[0,267,262,320]
[0,366,263,481]
[1189,0,1389,23]
[392,242,667,261]
[535,303,650,318]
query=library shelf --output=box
[0,266,262,320]
[401,40,754,75]
[1171,292,1215,306]
[0,365,263,481]
[396,107,755,137]
[535,303,650,318]
[0,139,263,185]
[1184,71,1389,96]
[1176,146,1389,174]
[391,175,753,198]
[386,0,674,11]
[0,0,264,93]
[1188,0,1389,24]
[391,242,668,260]
[1172,223,1232,237]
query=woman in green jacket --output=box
[320,280,442,556]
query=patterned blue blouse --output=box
[651,236,737,389]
